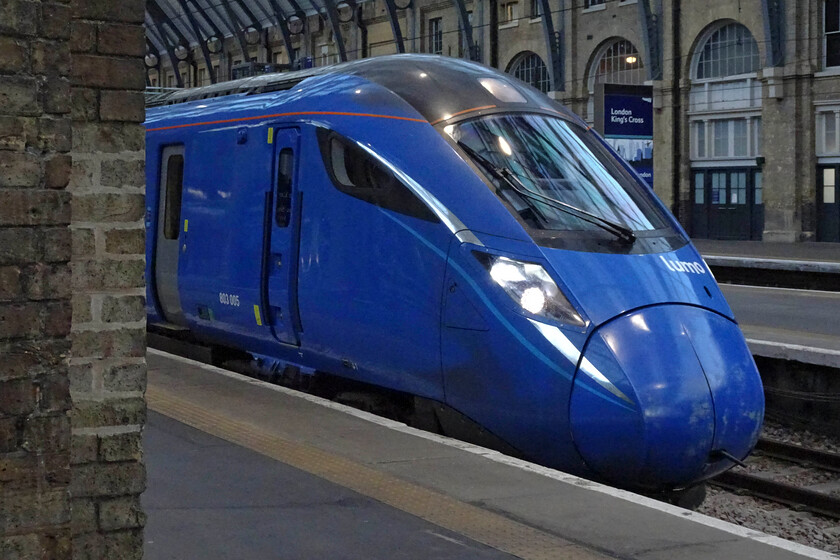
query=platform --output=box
[690,239,840,368]
[142,349,835,560]
[693,239,840,273]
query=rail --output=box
[711,438,840,520]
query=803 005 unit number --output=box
[219,292,240,306]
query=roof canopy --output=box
[145,0,372,86]
[145,0,322,53]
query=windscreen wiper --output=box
[457,141,636,244]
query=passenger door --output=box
[154,145,187,326]
[264,127,302,345]
[708,170,749,240]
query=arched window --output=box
[689,22,764,241]
[689,22,762,160]
[695,23,760,79]
[590,39,645,87]
[507,52,551,93]
[585,38,644,122]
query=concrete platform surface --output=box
[144,411,515,560]
[717,284,840,367]
[693,239,840,273]
[143,349,837,560]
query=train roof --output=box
[145,54,582,128]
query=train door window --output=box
[276,148,293,227]
[163,154,184,240]
[316,129,439,223]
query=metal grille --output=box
[592,39,644,85]
[696,23,760,79]
[509,52,550,93]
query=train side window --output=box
[163,154,184,240]
[276,148,293,227]
[316,128,439,223]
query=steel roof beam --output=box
[248,0,275,23]
[761,0,785,67]
[146,34,164,59]
[452,0,479,61]
[280,0,309,52]
[145,38,162,86]
[212,1,251,61]
[232,0,264,32]
[174,0,218,83]
[537,0,563,91]
[324,0,347,62]
[148,0,195,52]
[311,0,347,62]
[266,0,298,66]
[145,13,184,87]
[285,0,308,20]
[185,0,232,83]
[381,0,405,54]
[149,0,201,87]
[637,0,662,80]
[186,0,225,41]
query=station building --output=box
[145,0,840,243]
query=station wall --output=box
[1,1,147,558]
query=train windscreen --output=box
[450,114,678,246]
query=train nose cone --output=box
[569,305,764,490]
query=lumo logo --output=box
[660,256,706,274]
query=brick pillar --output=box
[761,91,802,243]
[0,0,74,557]
[68,1,147,558]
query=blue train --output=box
[145,54,764,498]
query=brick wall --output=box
[0,1,147,558]
[68,1,147,558]
[0,0,74,557]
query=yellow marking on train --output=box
[183,219,189,232]
[268,127,274,144]
[146,383,611,560]
[253,305,263,326]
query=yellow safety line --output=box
[147,386,612,560]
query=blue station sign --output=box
[604,93,653,138]
[598,84,654,186]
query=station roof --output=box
[145,0,357,60]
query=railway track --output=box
[711,438,840,519]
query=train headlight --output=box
[475,253,586,327]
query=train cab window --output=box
[163,154,184,240]
[317,129,438,223]
[276,148,293,227]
